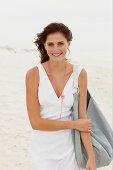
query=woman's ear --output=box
[43,43,47,51]
[68,41,71,48]
[43,43,46,49]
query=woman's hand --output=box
[86,157,97,170]
[74,118,92,132]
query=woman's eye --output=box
[48,44,53,46]
[48,42,64,46]
[58,42,64,45]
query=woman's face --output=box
[44,32,71,62]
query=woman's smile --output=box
[52,52,63,57]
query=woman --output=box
[25,22,96,170]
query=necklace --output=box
[47,61,67,120]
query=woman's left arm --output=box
[78,68,97,170]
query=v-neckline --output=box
[40,63,73,100]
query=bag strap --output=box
[73,64,80,93]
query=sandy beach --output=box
[0,47,112,170]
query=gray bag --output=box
[72,64,113,169]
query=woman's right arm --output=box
[25,66,91,132]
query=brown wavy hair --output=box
[34,22,73,63]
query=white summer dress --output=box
[29,63,84,170]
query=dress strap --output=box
[73,64,80,93]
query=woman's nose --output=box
[52,48,61,54]
[53,44,60,50]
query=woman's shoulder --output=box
[78,64,86,73]
[26,65,39,77]
[25,66,40,87]
[70,62,86,76]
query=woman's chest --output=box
[38,74,74,108]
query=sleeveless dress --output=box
[29,63,84,170]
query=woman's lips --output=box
[52,53,62,57]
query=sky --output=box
[0,0,112,61]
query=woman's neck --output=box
[47,59,67,74]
